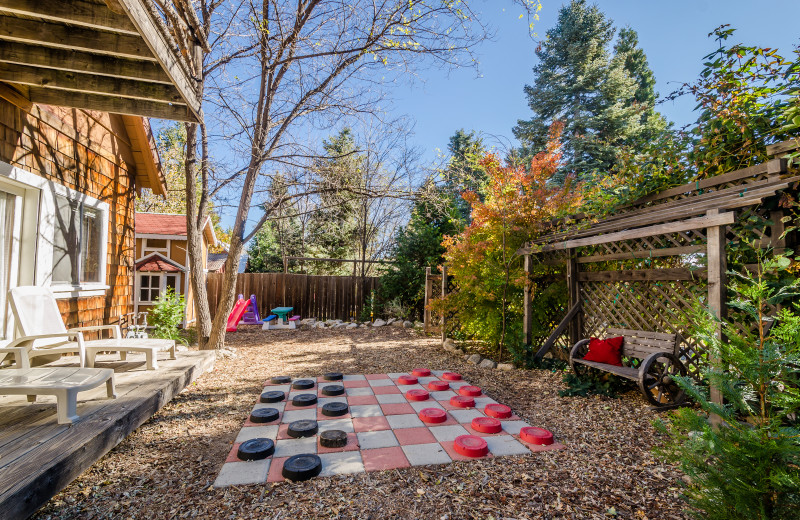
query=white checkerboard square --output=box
[235,425,279,443]
[428,424,469,442]
[319,452,365,476]
[346,387,375,396]
[214,460,270,487]
[409,400,444,413]
[281,409,317,423]
[274,437,317,457]
[357,430,399,450]
[402,443,452,466]
[318,417,354,433]
[349,404,384,418]
[386,413,424,429]
[484,435,530,456]
[376,394,407,404]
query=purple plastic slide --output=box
[240,294,262,324]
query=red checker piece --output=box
[453,435,489,457]
[484,403,512,419]
[405,389,430,401]
[449,395,475,408]
[471,417,502,434]
[427,380,450,391]
[411,368,431,377]
[397,375,418,385]
[520,427,554,446]
[458,385,482,397]
[441,372,462,381]
[418,408,447,424]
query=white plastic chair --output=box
[9,286,176,370]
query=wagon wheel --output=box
[638,353,687,407]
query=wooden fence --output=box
[206,273,381,322]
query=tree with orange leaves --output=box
[434,123,581,359]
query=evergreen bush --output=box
[655,254,800,520]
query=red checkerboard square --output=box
[347,395,379,406]
[352,416,390,432]
[440,440,493,462]
[226,443,242,462]
[317,410,352,421]
[317,432,360,454]
[343,380,370,388]
[380,403,415,415]
[372,385,401,395]
[365,373,389,380]
[394,427,437,446]
[361,446,410,471]
[267,456,289,482]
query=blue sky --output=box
[391,0,800,162]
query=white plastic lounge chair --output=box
[0,332,86,369]
[0,367,116,424]
[9,286,177,370]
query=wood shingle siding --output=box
[0,96,137,330]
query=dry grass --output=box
[33,326,690,520]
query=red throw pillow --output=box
[582,336,624,366]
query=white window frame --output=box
[142,237,170,258]
[0,161,110,299]
[136,272,180,304]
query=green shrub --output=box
[654,254,800,520]
[149,288,187,345]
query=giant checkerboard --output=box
[214,370,564,486]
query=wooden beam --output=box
[767,138,800,157]
[0,63,183,104]
[117,0,202,122]
[0,15,155,60]
[424,267,432,334]
[578,245,706,264]
[285,256,395,264]
[0,81,32,111]
[706,209,727,421]
[0,41,171,83]
[625,159,787,207]
[566,251,581,346]
[523,255,533,347]
[441,264,448,344]
[534,301,581,362]
[534,212,736,253]
[0,0,139,34]
[578,268,707,282]
[27,87,194,121]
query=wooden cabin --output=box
[0,95,169,337]
[134,213,217,326]
[0,2,210,518]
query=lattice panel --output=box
[617,170,776,214]
[578,230,707,260]
[580,279,708,378]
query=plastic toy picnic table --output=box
[262,307,296,330]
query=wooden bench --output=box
[0,367,116,424]
[569,328,687,406]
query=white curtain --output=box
[0,192,15,339]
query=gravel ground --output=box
[33,326,691,520]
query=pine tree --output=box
[513,0,666,182]
[442,129,487,223]
[307,129,361,270]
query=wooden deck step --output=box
[0,350,215,520]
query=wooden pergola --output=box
[0,0,201,122]
[519,140,799,388]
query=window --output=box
[0,187,23,340]
[51,195,103,285]
[143,238,169,257]
[138,273,180,303]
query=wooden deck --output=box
[0,350,215,520]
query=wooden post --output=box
[424,267,432,334]
[770,209,786,255]
[523,254,533,347]
[441,264,448,343]
[706,209,727,416]
[566,250,581,346]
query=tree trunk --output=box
[184,122,213,349]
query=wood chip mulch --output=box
[33,326,691,520]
